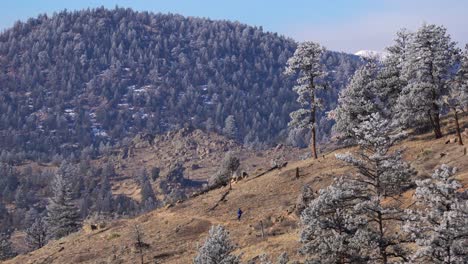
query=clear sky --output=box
[1,0,467,53]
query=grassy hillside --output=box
[6,115,468,264]
[0,127,306,235]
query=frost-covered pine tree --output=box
[444,44,468,145]
[332,61,380,140]
[336,113,415,263]
[25,218,47,250]
[295,184,315,216]
[396,24,459,138]
[209,152,240,187]
[300,178,368,263]
[285,41,326,159]
[374,29,412,112]
[194,225,240,264]
[405,165,468,264]
[276,252,289,264]
[257,252,289,264]
[132,225,147,264]
[259,254,273,264]
[456,45,468,108]
[139,169,157,211]
[0,232,15,261]
[45,172,80,240]
[96,176,113,214]
[223,115,238,140]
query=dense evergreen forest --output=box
[0,7,362,161]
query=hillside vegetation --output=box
[5,115,468,263]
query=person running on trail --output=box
[237,208,243,221]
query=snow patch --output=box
[354,50,388,62]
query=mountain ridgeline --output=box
[0,8,362,160]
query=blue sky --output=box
[1,0,467,53]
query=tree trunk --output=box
[428,60,442,139]
[428,110,442,139]
[310,74,318,159]
[378,210,388,264]
[310,122,318,159]
[260,221,265,238]
[139,249,144,264]
[454,110,464,146]
[432,110,442,139]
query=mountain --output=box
[0,7,363,161]
[354,50,388,61]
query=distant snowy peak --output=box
[354,50,388,62]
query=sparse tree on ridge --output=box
[405,165,468,264]
[194,225,240,264]
[285,41,326,159]
[396,24,459,138]
[45,171,80,240]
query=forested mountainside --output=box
[0,7,362,160]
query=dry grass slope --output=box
[5,117,468,264]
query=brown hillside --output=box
[5,119,468,264]
[97,128,306,201]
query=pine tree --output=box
[0,232,15,261]
[223,115,238,140]
[139,170,157,211]
[295,184,315,216]
[132,225,148,264]
[45,172,80,240]
[396,24,459,138]
[257,253,289,264]
[151,166,161,181]
[96,176,113,214]
[259,254,272,264]
[276,252,289,264]
[285,41,326,159]
[194,225,240,264]
[457,45,468,107]
[445,44,468,145]
[0,201,10,231]
[25,218,48,250]
[335,113,415,263]
[405,165,468,264]
[209,152,240,187]
[165,162,185,183]
[374,29,411,113]
[300,178,368,263]
[332,61,380,140]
